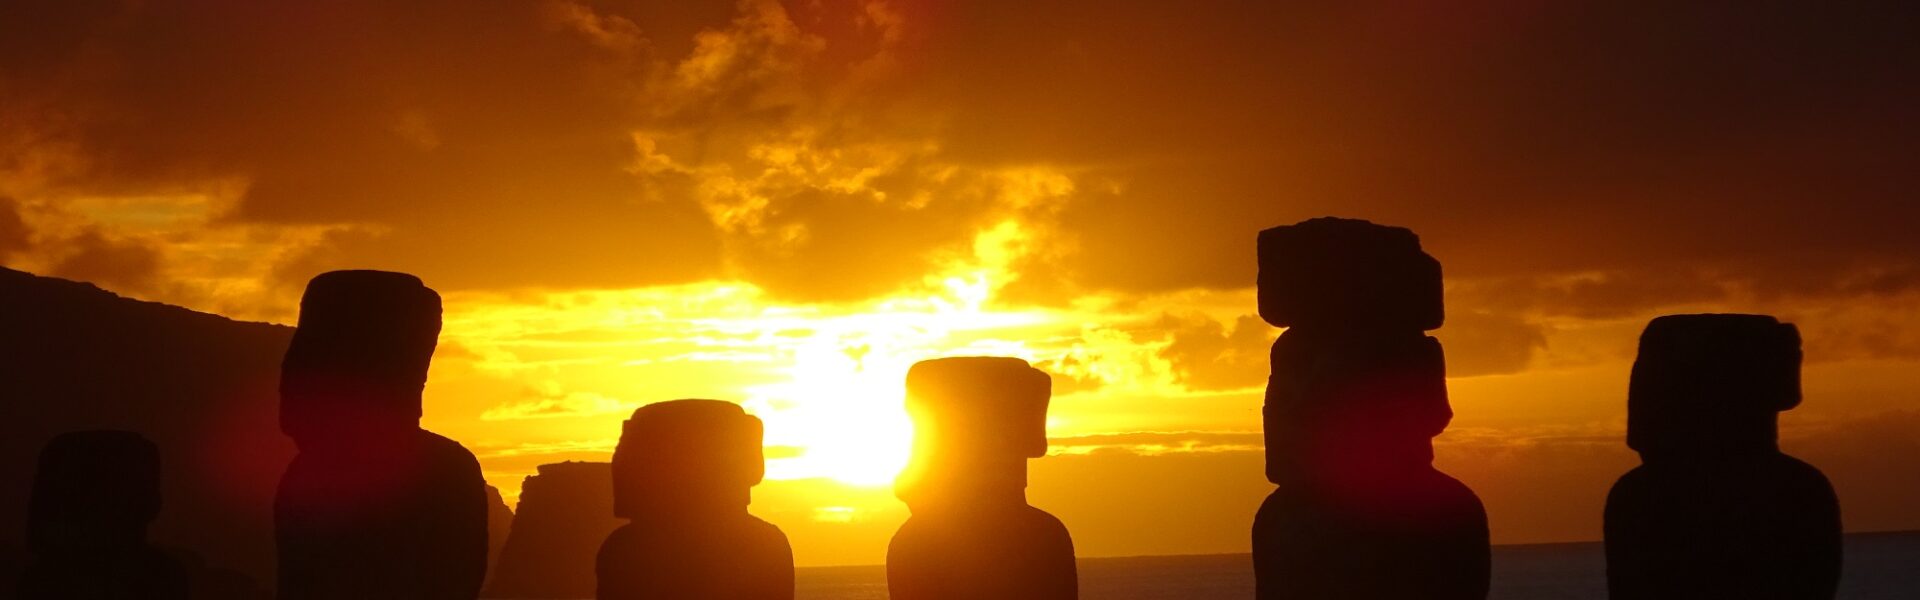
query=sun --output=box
[699,223,1053,487]
[747,329,918,487]
[739,287,1053,486]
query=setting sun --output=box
[749,329,917,486]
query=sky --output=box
[3,0,1918,567]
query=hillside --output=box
[0,268,295,589]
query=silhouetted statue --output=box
[487,462,619,599]
[273,270,488,599]
[596,400,792,600]
[1605,314,1842,600]
[165,548,273,600]
[1251,218,1489,599]
[18,430,188,599]
[888,357,1077,600]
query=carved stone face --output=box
[29,431,161,551]
[895,357,1051,508]
[612,399,764,518]
[279,270,441,445]
[1628,314,1801,459]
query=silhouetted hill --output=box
[0,267,295,589]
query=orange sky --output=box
[2,0,1917,567]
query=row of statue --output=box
[17,217,1842,599]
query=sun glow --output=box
[741,268,1054,486]
[720,222,1060,486]
[441,221,1069,488]
[747,338,917,486]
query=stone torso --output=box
[887,504,1077,600]
[275,431,487,600]
[594,514,794,600]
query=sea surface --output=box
[791,531,1920,600]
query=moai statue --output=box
[274,270,488,599]
[596,400,792,600]
[18,431,187,599]
[1251,217,1489,600]
[1605,315,1841,600]
[887,357,1077,600]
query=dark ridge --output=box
[0,267,294,589]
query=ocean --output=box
[792,531,1920,600]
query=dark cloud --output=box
[1789,299,1920,363]
[923,1,1920,311]
[1436,310,1550,377]
[1790,410,1920,534]
[1154,313,1274,392]
[1449,258,1920,324]
[1449,270,1733,321]
[3,0,1916,315]
[1146,306,1555,390]
[1446,273,1920,366]
[0,197,27,259]
[2,0,725,290]
[1425,426,1638,543]
[49,228,160,293]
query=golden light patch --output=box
[810,506,860,523]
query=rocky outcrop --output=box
[487,461,619,599]
[485,484,514,587]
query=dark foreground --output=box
[783,531,1920,600]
